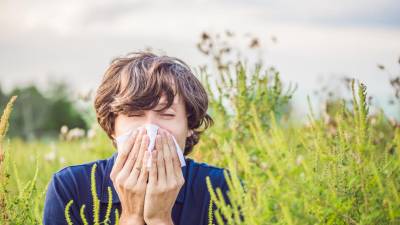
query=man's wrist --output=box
[119,213,145,225]
[145,218,174,225]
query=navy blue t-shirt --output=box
[43,152,231,225]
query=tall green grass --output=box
[0,59,399,225]
[205,78,400,224]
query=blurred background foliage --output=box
[0,31,399,224]
[0,81,88,141]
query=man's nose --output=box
[143,111,160,126]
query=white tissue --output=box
[115,124,186,168]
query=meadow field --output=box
[0,36,399,224]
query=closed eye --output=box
[128,113,175,117]
[128,114,144,117]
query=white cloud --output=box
[0,0,399,118]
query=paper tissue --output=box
[115,124,186,168]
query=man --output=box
[43,52,230,225]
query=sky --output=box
[1,0,399,118]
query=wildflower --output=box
[250,155,258,163]
[87,128,96,140]
[296,155,304,166]
[59,157,66,164]
[66,128,85,141]
[44,151,56,162]
[59,125,69,141]
[260,162,269,171]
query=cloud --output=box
[79,0,148,26]
[0,0,399,118]
[223,0,400,28]
[1,0,399,38]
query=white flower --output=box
[296,155,304,166]
[60,125,68,135]
[67,128,85,141]
[59,157,66,164]
[260,162,269,170]
[44,151,56,162]
[87,128,96,139]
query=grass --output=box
[0,62,399,224]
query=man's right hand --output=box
[110,127,150,225]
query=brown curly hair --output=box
[94,51,213,155]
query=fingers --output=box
[156,133,166,185]
[161,130,175,183]
[110,129,139,181]
[120,128,146,178]
[148,150,158,185]
[133,129,149,170]
[137,150,151,185]
[127,129,149,183]
[151,133,162,184]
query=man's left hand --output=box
[144,129,185,225]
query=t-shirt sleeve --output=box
[43,172,81,225]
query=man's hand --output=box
[110,127,150,225]
[144,129,185,225]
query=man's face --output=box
[112,94,191,151]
